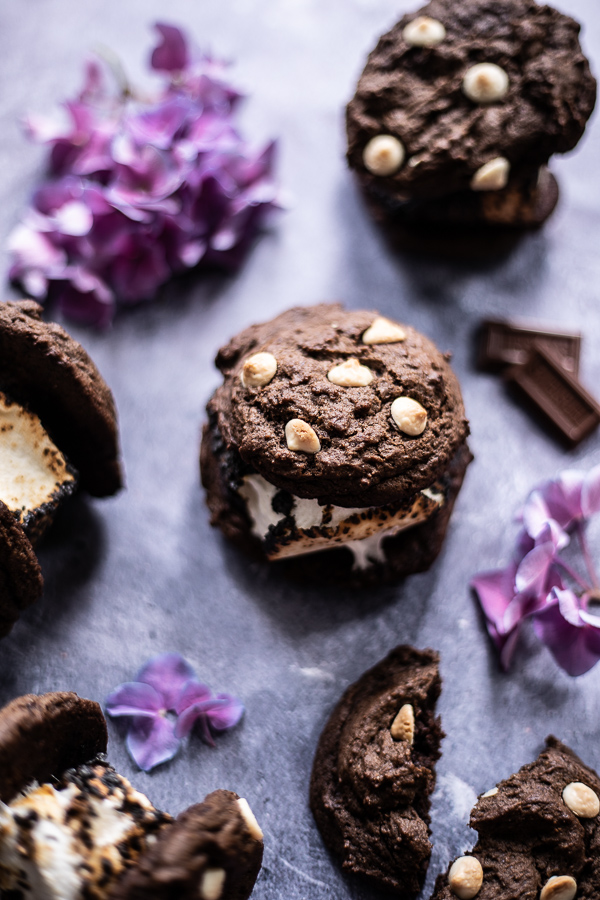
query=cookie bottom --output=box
[361,170,559,260]
[200,428,471,587]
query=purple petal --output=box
[499,626,522,672]
[174,700,223,740]
[136,652,197,711]
[151,23,189,73]
[582,465,600,517]
[208,693,244,730]
[532,599,600,677]
[521,490,551,540]
[105,681,163,717]
[471,565,517,632]
[540,471,585,529]
[515,542,555,595]
[126,715,181,771]
[175,680,213,715]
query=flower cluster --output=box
[105,653,243,771]
[9,23,280,327]
[471,467,600,676]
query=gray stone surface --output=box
[1,1,600,898]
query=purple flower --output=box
[105,652,243,771]
[472,466,600,677]
[9,22,281,326]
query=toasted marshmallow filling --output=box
[0,762,171,899]
[238,474,444,569]
[0,392,76,529]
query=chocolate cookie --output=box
[0,690,107,803]
[310,646,443,897]
[109,790,265,900]
[431,736,600,900]
[346,0,596,252]
[0,692,264,900]
[0,500,43,638]
[0,300,121,497]
[0,299,123,636]
[201,304,471,585]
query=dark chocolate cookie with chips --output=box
[0,299,123,636]
[310,646,443,897]
[346,0,596,252]
[201,303,471,585]
[109,790,265,900]
[0,692,264,900]
[432,736,600,900]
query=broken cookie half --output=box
[432,736,600,900]
[0,691,264,900]
[0,300,123,637]
[309,646,444,897]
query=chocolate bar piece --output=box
[507,342,600,445]
[479,318,581,373]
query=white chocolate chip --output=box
[362,317,406,345]
[562,782,600,818]
[539,875,577,900]
[200,868,226,900]
[403,16,446,47]
[241,352,277,387]
[481,787,498,798]
[327,358,374,387]
[470,157,510,192]
[285,419,321,454]
[236,798,264,841]
[363,135,405,176]
[448,857,484,899]
[391,397,428,436]
[390,704,415,744]
[462,63,509,104]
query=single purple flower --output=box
[151,23,189,73]
[472,466,600,677]
[105,652,244,771]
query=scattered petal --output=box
[136,652,197,711]
[105,681,164,717]
[126,715,181,771]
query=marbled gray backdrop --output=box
[1,0,600,897]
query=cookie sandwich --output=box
[432,736,600,900]
[310,646,443,897]
[346,0,596,255]
[0,300,122,637]
[0,691,264,899]
[201,304,471,585]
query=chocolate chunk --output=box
[478,319,581,373]
[310,646,443,897]
[506,342,600,446]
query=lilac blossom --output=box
[105,652,243,771]
[9,23,280,327]
[471,466,600,676]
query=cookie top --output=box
[347,0,596,203]
[0,500,43,638]
[208,304,468,507]
[432,736,600,899]
[0,300,122,497]
[0,691,108,803]
[310,646,443,897]
[109,790,264,900]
